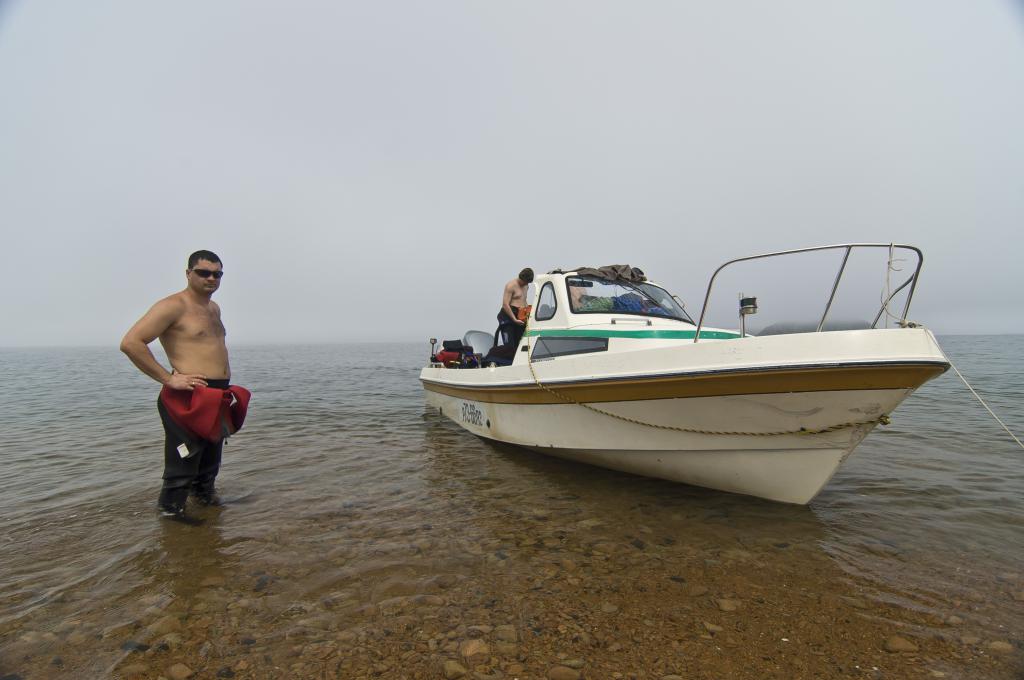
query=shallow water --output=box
[0,336,1021,679]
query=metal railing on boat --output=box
[692,243,924,343]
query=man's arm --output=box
[120,298,206,390]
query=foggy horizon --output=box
[2,1,1022,348]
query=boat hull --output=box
[425,388,908,504]
[421,329,948,504]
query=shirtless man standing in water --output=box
[121,250,233,520]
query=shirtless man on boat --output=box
[121,250,248,522]
[498,268,534,347]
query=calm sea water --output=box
[0,336,1021,678]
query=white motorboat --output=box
[420,245,949,504]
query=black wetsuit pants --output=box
[156,378,229,511]
[497,305,525,348]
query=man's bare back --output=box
[121,256,229,390]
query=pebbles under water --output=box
[0,337,1021,679]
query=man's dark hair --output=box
[519,268,534,283]
[188,250,222,269]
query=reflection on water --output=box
[0,339,1022,678]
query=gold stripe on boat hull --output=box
[421,363,948,405]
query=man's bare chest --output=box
[172,309,225,340]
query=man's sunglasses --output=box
[191,268,224,279]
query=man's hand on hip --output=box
[166,373,208,391]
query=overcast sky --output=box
[1,1,1022,347]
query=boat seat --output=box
[463,330,494,358]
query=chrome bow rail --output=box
[693,243,924,343]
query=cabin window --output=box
[535,283,557,321]
[566,276,693,323]
[531,336,609,361]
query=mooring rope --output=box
[523,321,889,437]
[947,359,1024,450]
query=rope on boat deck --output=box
[522,321,891,437]
[947,358,1024,450]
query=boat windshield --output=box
[566,276,694,324]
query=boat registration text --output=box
[460,401,485,427]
